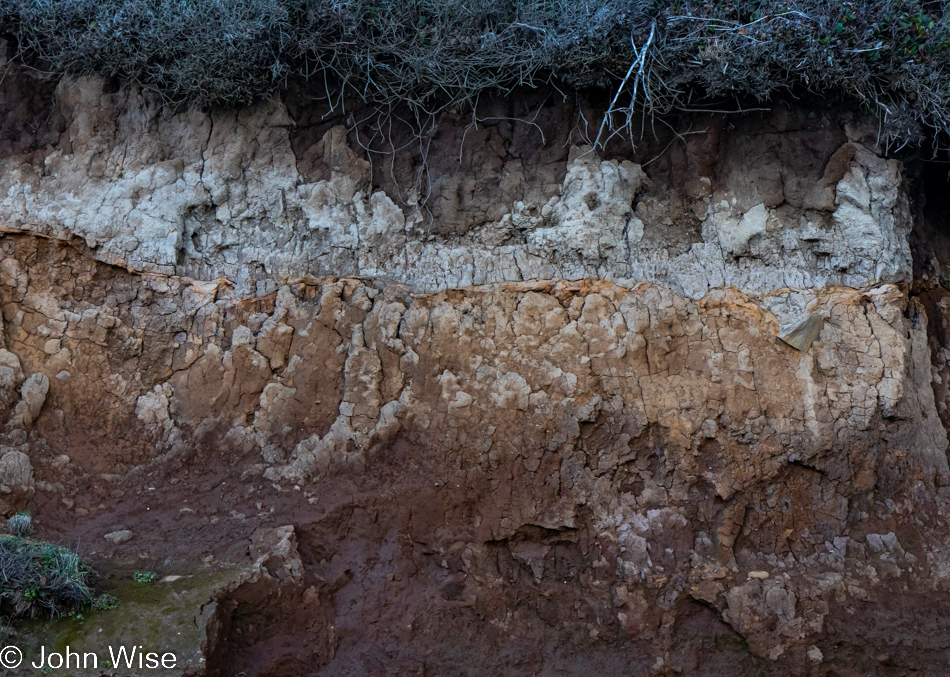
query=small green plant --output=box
[91,594,120,611]
[132,571,159,584]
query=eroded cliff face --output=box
[2,69,950,676]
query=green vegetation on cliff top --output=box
[1,0,950,146]
[0,534,95,618]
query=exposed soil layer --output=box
[0,67,949,676]
[0,232,946,675]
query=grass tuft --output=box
[7,513,33,538]
[0,535,95,618]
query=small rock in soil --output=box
[104,530,133,544]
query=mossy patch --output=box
[5,568,237,677]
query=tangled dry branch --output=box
[2,1,950,147]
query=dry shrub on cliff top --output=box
[2,0,950,146]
